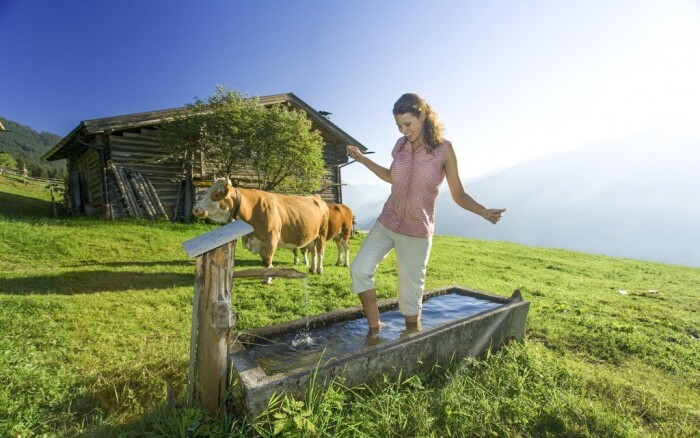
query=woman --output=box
[347,93,505,332]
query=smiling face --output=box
[395,112,426,145]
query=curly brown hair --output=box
[392,93,445,151]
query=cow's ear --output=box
[212,183,234,201]
[224,183,235,199]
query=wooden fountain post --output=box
[182,220,254,415]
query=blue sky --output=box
[2,0,699,184]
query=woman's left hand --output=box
[483,208,506,224]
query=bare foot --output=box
[367,321,385,335]
[365,322,385,347]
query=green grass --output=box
[1,176,699,437]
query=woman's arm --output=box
[444,143,505,224]
[347,145,392,184]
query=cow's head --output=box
[192,178,236,223]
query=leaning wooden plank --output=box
[139,172,165,219]
[171,181,184,221]
[143,173,168,218]
[124,168,143,217]
[171,152,189,221]
[133,171,159,219]
[108,162,136,217]
[127,170,156,219]
[108,162,130,216]
[115,165,140,216]
[184,164,193,222]
[138,171,166,219]
[121,167,144,217]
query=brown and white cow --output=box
[294,202,353,267]
[192,178,329,277]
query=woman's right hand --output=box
[347,145,364,163]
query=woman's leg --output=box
[358,289,381,329]
[350,222,395,329]
[394,233,433,328]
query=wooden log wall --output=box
[108,128,186,218]
[76,148,104,214]
[320,142,342,202]
[72,127,347,220]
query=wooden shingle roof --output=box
[43,93,367,161]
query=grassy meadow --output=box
[1,175,699,437]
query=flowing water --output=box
[245,292,502,375]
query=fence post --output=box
[190,242,235,413]
[182,220,254,415]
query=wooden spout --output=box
[231,268,307,279]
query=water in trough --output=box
[244,292,501,375]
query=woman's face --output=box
[394,112,426,144]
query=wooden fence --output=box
[0,165,63,187]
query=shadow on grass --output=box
[0,270,193,295]
[0,189,66,219]
[66,260,194,268]
[1,259,271,295]
[96,259,265,269]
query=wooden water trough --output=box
[182,222,529,419]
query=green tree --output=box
[160,87,326,193]
[0,151,17,169]
[250,102,325,193]
[0,116,65,178]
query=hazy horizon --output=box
[344,127,700,268]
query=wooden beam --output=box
[187,242,235,414]
[182,220,254,259]
[231,267,306,279]
[183,220,254,415]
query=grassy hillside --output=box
[0,116,65,179]
[1,176,699,437]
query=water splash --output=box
[289,277,320,350]
[302,277,310,331]
[291,331,318,350]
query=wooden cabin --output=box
[43,93,367,221]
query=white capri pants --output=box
[350,221,432,316]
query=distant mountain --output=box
[345,127,700,267]
[0,116,65,178]
[342,183,391,230]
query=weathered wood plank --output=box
[182,220,254,259]
[127,170,156,219]
[187,242,236,414]
[119,166,143,216]
[110,136,162,147]
[231,268,306,279]
[143,173,168,218]
[109,162,138,216]
[110,150,175,159]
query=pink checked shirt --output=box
[377,137,449,238]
